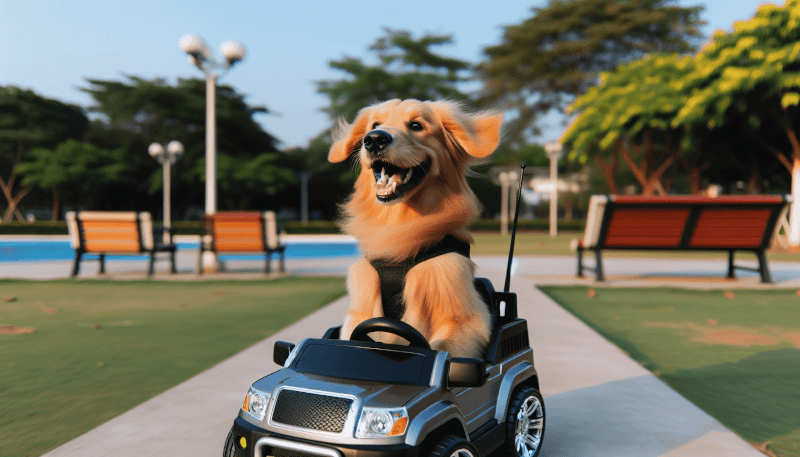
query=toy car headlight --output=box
[241,386,271,421]
[356,407,408,438]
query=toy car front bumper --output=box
[231,417,417,457]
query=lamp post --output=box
[544,142,564,238]
[497,171,518,235]
[149,141,184,244]
[294,171,314,225]
[180,34,246,269]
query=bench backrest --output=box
[66,211,154,253]
[582,195,791,250]
[203,211,280,252]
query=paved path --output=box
[29,249,787,456]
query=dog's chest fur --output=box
[368,235,470,320]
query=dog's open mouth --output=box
[371,159,430,203]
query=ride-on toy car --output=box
[224,166,544,457]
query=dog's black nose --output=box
[363,130,393,155]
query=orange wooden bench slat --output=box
[689,237,765,247]
[214,241,266,252]
[81,220,139,230]
[695,209,771,222]
[84,241,141,252]
[212,220,263,230]
[212,227,263,236]
[81,230,140,240]
[605,226,685,238]
[604,236,683,247]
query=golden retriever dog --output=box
[327,99,503,359]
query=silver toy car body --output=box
[225,278,545,457]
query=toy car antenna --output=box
[504,164,525,293]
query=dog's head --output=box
[328,99,503,206]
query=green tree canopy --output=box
[562,53,697,194]
[317,28,472,121]
[18,140,130,219]
[671,0,800,244]
[478,0,704,144]
[0,86,88,222]
[81,76,293,214]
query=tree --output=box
[671,0,800,245]
[18,140,130,219]
[318,29,472,121]
[562,53,698,195]
[0,87,88,222]
[82,76,291,215]
[478,0,704,144]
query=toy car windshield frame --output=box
[289,338,438,386]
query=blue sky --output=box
[0,0,771,149]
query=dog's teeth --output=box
[403,168,412,184]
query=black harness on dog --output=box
[368,235,470,320]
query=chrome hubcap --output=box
[514,395,543,457]
[449,448,474,457]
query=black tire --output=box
[223,428,236,457]
[429,434,479,457]
[505,386,545,457]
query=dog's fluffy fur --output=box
[328,99,503,359]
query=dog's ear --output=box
[437,103,503,158]
[328,109,372,163]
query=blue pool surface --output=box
[0,240,361,263]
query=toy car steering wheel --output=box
[350,317,431,350]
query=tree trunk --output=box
[791,156,800,247]
[597,144,620,195]
[1,184,32,223]
[52,187,61,221]
[620,138,673,196]
[778,111,800,247]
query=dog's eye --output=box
[408,121,424,131]
[372,122,381,130]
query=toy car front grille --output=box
[271,389,352,433]
[261,446,315,457]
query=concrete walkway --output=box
[23,249,790,457]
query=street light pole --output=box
[544,142,564,238]
[180,35,246,269]
[206,72,217,216]
[497,171,518,236]
[149,141,184,244]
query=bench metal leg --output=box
[71,251,82,277]
[148,253,156,276]
[265,252,272,274]
[727,250,735,279]
[756,249,773,283]
[576,247,584,277]
[99,254,106,275]
[594,250,605,281]
[279,251,285,273]
[197,248,204,275]
[170,250,176,274]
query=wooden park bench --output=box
[196,211,286,274]
[571,195,792,283]
[66,211,177,277]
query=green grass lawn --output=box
[539,285,800,457]
[0,277,346,457]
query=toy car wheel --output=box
[505,385,545,457]
[223,428,235,457]
[429,434,479,457]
